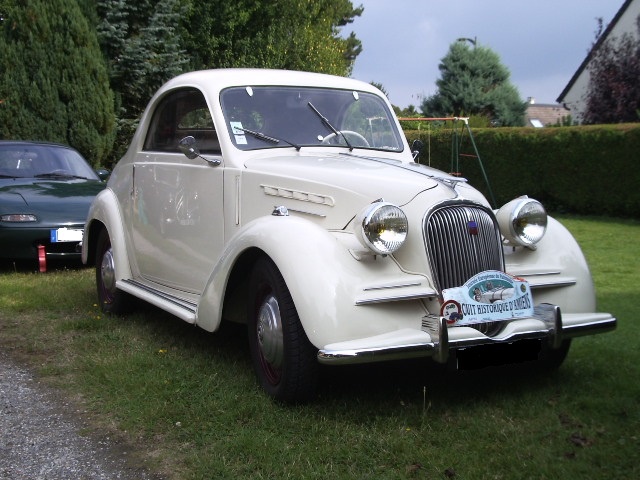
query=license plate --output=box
[50,227,84,243]
[440,270,534,326]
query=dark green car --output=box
[0,141,107,269]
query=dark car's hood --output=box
[0,178,106,225]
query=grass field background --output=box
[0,215,638,479]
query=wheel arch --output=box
[196,215,367,343]
[81,188,133,282]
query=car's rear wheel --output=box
[248,257,318,403]
[95,228,133,314]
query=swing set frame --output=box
[398,116,497,207]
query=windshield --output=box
[0,144,99,180]
[220,86,404,152]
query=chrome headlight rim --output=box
[496,196,547,247]
[356,202,408,255]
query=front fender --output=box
[197,215,429,348]
[505,215,597,313]
[82,188,133,282]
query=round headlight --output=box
[496,196,547,247]
[356,202,408,255]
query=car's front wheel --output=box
[538,339,572,370]
[95,228,133,314]
[248,257,319,403]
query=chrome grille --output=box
[425,204,504,292]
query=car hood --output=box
[0,178,106,225]
[243,153,463,204]
[243,153,465,229]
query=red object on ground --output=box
[38,245,46,273]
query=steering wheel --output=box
[321,130,370,148]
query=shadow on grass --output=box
[119,303,598,412]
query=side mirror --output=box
[411,139,424,162]
[179,136,221,166]
[95,168,111,181]
[179,135,200,159]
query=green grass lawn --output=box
[0,216,638,479]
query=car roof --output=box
[155,68,383,99]
[0,140,77,150]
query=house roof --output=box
[557,0,635,103]
[525,102,571,127]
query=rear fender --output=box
[82,188,133,281]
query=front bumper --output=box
[0,226,83,260]
[317,304,616,365]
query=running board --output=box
[117,279,198,323]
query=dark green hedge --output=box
[405,124,640,218]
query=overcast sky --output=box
[345,0,623,108]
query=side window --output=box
[144,89,220,154]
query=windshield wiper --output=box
[237,127,301,151]
[35,172,89,180]
[307,101,354,151]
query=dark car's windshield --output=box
[0,144,99,180]
[220,86,404,152]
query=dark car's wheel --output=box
[248,257,319,403]
[95,228,133,314]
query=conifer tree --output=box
[421,41,526,127]
[0,0,115,165]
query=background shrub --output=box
[405,123,640,218]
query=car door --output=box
[130,88,224,293]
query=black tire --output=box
[95,228,133,315]
[538,339,572,370]
[247,257,319,403]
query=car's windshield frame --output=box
[220,86,404,153]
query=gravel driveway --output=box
[0,351,160,480]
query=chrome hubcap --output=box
[257,295,284,368]
[100,247,116,295]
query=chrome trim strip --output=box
[529,279,577,289]
[286,207,327,218]
[355,292,435,305]
[120,279,197,313]
[511,270,562,277]
[363,281,422,291]
[260,184,335,206]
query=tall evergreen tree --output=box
[583,16,640,124]
[0,0,115,165]
[421,41,526,126]
[96,0,188,118]
[95,0,189,156]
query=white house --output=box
[557,0,640,123]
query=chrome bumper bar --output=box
[317,304,616,365]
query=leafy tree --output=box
[421,41,526,126]
[0,0,115,164]
[583,16,640,124]
[181,0,363,76]
[93,0,362,157]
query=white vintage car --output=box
[82,69,615,402]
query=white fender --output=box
[505,216,597,313]
[196,214,428,348]
[82,188,133,282]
